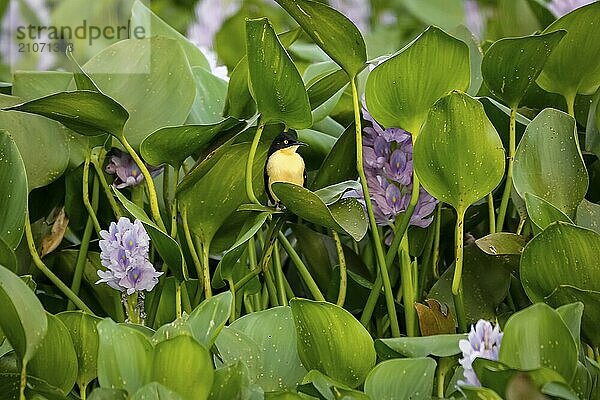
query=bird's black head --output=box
[268,130,307,155]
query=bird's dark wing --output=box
[264,157,275,204]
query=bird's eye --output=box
[284,140,289,145]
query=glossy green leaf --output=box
[365,27,470,133]
[208,362,263,400]
[223,57,256,120]
[228,306,307,391]
[246,18,311,129]
[177,142,267,244]
[307,69,349,112]
[274,0,366,77]
[140,118,244,167]
[27,313,77,394]
[12,71,73,100]
[113,188,186,281]
[513,108,587,219]
[461,386,503,400]
[555,302,584,347]
[57,311,101,390]
[475,233,527,256]
[0,131,27,249]
[0,237,16,272]
[375,334,466,359]
[66,50,100,92]
[537,2,600,97]
[290,299,376,388]
[311,124,357,190]
[414,91,505,213]
[0,265,48,365]
[524,192,572,231]
[576,199,600,234]
[84,37,196,148]
[272,183,367,241]
[97,319,152,395]
[88,388,128,400]
[130,0,209,69]
[151,335,214,400]
[546,286,600,346]
[403,0,464,31]
[187,291,233,348]
[187,67,228,125]
[482,31,566,108]
[4,91,128,137]
[214,327,263,387]
[364,358,437,400]
[131,383,184,400]
[499,303,578,382]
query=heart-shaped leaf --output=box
[272,182,367,241]
[364,358,437,400]
[223,57,256,120]
[290,299,376,388]
[246,18,311,129]
[513,108,587,219]
[365,27,470,133]
[375,334,466,359]
[140,118,244,167]
[310,124,357,190]
[576,199,600,234]
[131,383,184,400]
[475,233,527,256]
[524,192,572,232]
[0,265,48,367]
[482,31,566,108]
[187,67,228,125]
[187,291,233,348]
[0,237,17,271]
[546,286,600,346]
[113,188,186,282]
[537,2,600,98]
[413,91,505,214]
[274,0,366,77]
[415,299,456,336]
[499,302,578,382]
[0,131,27,249]
[57,311,102,391]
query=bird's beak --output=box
[295,141,308,147]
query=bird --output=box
[264,130,307,207]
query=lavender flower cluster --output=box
[96,217,163,295]
[352,109,437,228]
[459,320,504,387]
[105,149,162,189]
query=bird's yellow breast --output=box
[266,146,305,201]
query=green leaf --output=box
[113,189,186,282]
[3,91,129,137]
[97,319,152,395]
[0,131,27,249]
[228,306,307,391]
[310,124,357,190]
[27,313,77,394]
[273,0,366,77]
[475,233,527,256]
[482,31,566,108]
[499,303,578,382]
[555,302,584,347]
[307,68,349,112]
[0,237,17,272]
[513,108,587,219]
[151,335,214,400]
[375,334,466,359]
[402,0,465,31]
[208,362,260,400]
[364,358,437,400]
[140,118,244,167]
[0,265,48,365]
[187,291,233,349]
[413,91,505,213]
[223,57,256,120]
[545,286,600,346]
[246,18,311,129]
[66,50,100,92]
[272,183,367,241]
[537,2,600,98]
[187,67,228,125]
[84,37,196,148]
[88,388,128,400]
[365,27,470,133]
[56,311,101,390]
[524,192,572,231]
[131,383,184,400]
[130,0,209,70]
[576,199,600,234]
[290,299,376,388]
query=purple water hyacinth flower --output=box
[547,0,595,17]
[105,149,162,189]
[96,217,162,294]
[459,320,503,387]
[350,108,438,228]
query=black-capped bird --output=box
[264,130,307,207]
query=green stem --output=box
[496,107,516,232]
[487,193,496,234]
[20,363,26,400]
[170,166,180,239]
[175,283,182,319]
[82,155,101,235]
[182,209,205,302]
[24,213,94,314]
[264,268,279,307]
[228,280,236,323]
[80,383,87,400]
[516,217,526,235]
[278,232,325,301]
[452,209,467,332]
[181,283,192,314]
[125,292,141,324]
[68,173,99,310]
[351,79,399,337]
[91,151,122,219]
[131,184,144,208]
[432,203,442,279]
[332,231,347,307]
[201,240,213,299]
[400,235,418,336]
[245,122,265,205]
[118,135,166,231]
[272,244,287,305]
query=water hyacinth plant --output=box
[0,0,599,399]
